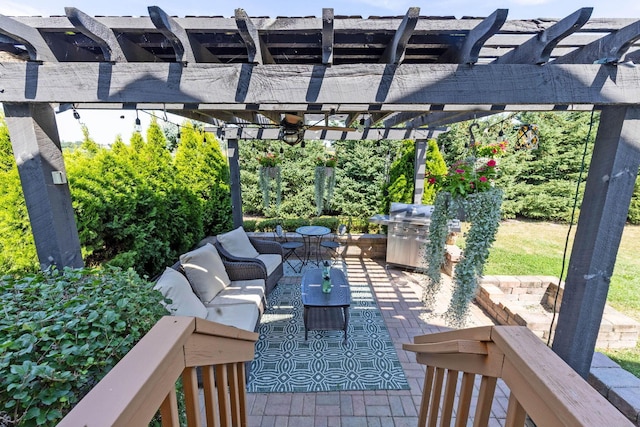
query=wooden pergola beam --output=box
[322,8,334,66]
[148,6,213,64]
[234,8,274,65]
[495,8,593,64]
[553,19,640,64]
[0,14,56,62]
[3,63,640,105]
[206,126,444,141]
[381,111,427,128]
[65,7,127,63]
[443,9,508,64]
[380,7,420,65]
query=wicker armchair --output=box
[198,235,284,295]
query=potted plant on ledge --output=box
[423,149,504,327]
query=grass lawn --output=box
[481,219,640,378]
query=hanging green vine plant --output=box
[447,188,502,326]
[423,153,504,327]
[258,153,282,210]
[314,166,327,215]
[314,154,337,215]
[422,191,455,309]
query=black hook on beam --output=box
[468,122,480,148]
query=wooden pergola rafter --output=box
[2,6,640,380]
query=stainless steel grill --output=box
[371,203,460,269]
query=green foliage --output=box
[428,158,498,198]
[0,266,166,426]
[446,189,503,327]
[240,139,393,220]
[424,189,503,327]
[437,112,597,222]
[422,139,447,204]
[174,123,232,236]
[332,139,391,218]
[65,125,203,276]
[381,140,415,213]
[0,119,38,274]
[628,176,640,224]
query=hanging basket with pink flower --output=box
[423,155,503,328]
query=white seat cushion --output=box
[206,303,259,332]
[217,226,260,258]
[257,254,282,276]
[179,243,230,304]
[206,279,265,308]
[153,267,208,318]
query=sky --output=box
[2,0,640,144]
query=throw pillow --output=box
[153,267,208,318]
[217,226,260,258]
[180,243,231,303]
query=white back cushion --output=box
[179,243,231,303]
[153,267,207,318]
[217,226,260,258]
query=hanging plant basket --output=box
[422,187,503,328]
[259,166,281,210]
[314,166,336,215]
[324,166,334,179]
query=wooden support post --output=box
[413,139,427,204]
[227,137,244,229]
[552,105,640,378]
[3,103,83,270]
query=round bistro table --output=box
[295,225,330,267]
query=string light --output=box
[134,110,142,132]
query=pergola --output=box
[2,6,640,380]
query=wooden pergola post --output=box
[552,105,640,378]
[226,137,244,229]
[413,139,427,204]
[3,103,83,270]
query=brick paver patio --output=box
[245,258,505,426]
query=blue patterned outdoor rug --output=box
[247,275,410,393]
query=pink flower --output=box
[428,177,436,184]
[479,176,488,182]
[455,169,465,174]
[487,159,496,167]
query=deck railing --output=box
[58,316,258,427]
[403,325,633,427]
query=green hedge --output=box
[0,267,166,426]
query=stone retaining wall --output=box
[250,232,387,260]
[476,275,640,349]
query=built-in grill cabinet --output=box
[370,203,460,270]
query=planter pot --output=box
[324,167,334,178]
[263,166,280,179]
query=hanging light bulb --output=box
[72,108,81,120]
[134,110,141,132]
[176,130,181,143]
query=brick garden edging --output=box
[475,275,639,349]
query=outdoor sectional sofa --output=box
[153,226,283,332]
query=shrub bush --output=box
[0,266,166,426]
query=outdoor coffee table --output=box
[300,267,351,342]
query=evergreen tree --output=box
[0,118,38,273]
[382,140,416,212]
[422,139,447,204]
[174,123,232,235]
[333,139,391,218]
